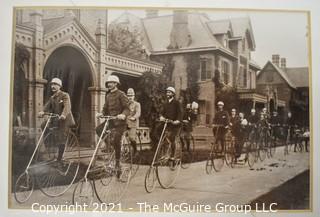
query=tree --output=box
[135,71,169,149]
[213,69,239,112]
[108,24,146,58]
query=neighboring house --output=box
[110,10,261,125]
[256,55,309,126]
[13,9,163,145]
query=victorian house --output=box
[256,55,309,126]
[111,10,262,125]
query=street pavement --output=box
[9,146,310,212]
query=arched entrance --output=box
[43,46,93,146]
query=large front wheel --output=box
[181,136,195,169]
[72,178,94,207]
[94,143,132,204]
[224,139,235,168]
[247,142,256,169]
[156,137,181,189]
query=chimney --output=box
[168,10,192,49]
[272,54,280,67]
[280,58,286,68]
[145,10,158,18]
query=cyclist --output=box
[270,111,283,142]
[180,103,197,152]
[262,107,270,121]
[229,108,240,153]
[126,88,141,156]
[285,111,295,147]
[96,75,129,172]
[212,101,230,151]
[38,78,75,161]
[158,87,182,160]
[247,108,259,142]
[236,112,248,160]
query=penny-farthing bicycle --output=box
[14,113,80,203]
[72,116,132,206]
[205,124,226,174]
[144,119,182,193]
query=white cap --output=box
[191,101,199,109]
[166,86,176,94]
[127,88,135,96]
[217,101,224,106]
[50,78,62,87]
[106,75,120,84]
[251,108,256,113]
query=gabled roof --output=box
[258,61,296,89]
[284,67,309,87]
[206,20,233,35]
[140,13,223,52]
[229,17,256,50]
[43,16,74,33]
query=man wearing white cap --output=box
[212,101,230,150]
[158,86,182,159]
[126,88,141,155]
[39,77,75,161]
[96,75,129,171]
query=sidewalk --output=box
[9,146,310,211]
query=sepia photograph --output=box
[8,6,312,214]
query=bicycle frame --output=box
[83,116,117,181]
[24,113,59,174]
[150,121,169,168]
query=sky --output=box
[108,9,309,68]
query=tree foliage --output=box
[108,24,145,58]
[213,69,239,112]
[184,54,200,104]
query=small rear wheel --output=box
[144,167,157,193]
[14,171,34,203]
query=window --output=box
[200,59,207,81]
[243,69,247,87]
[238,65,247,88]
[223,38,228,48]
[200,58,212,81]
[242,38,246,52]
[222,61,230,84]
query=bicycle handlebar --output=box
[39,112,60,118]
[211,124,226,128]
[98,115,118,120]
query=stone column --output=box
[88,87,107,146]
[29,10,46,133]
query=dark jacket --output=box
[161,99,182,122]
[248,114,259,125]
[102,89,129,126]
[213,110,230,127]
[43,90,75,128]
[182,109,197,132]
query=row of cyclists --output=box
[213,100,309,162]
[38,75,307,171]
[38,75,199,171]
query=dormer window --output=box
[223,38,228,48]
